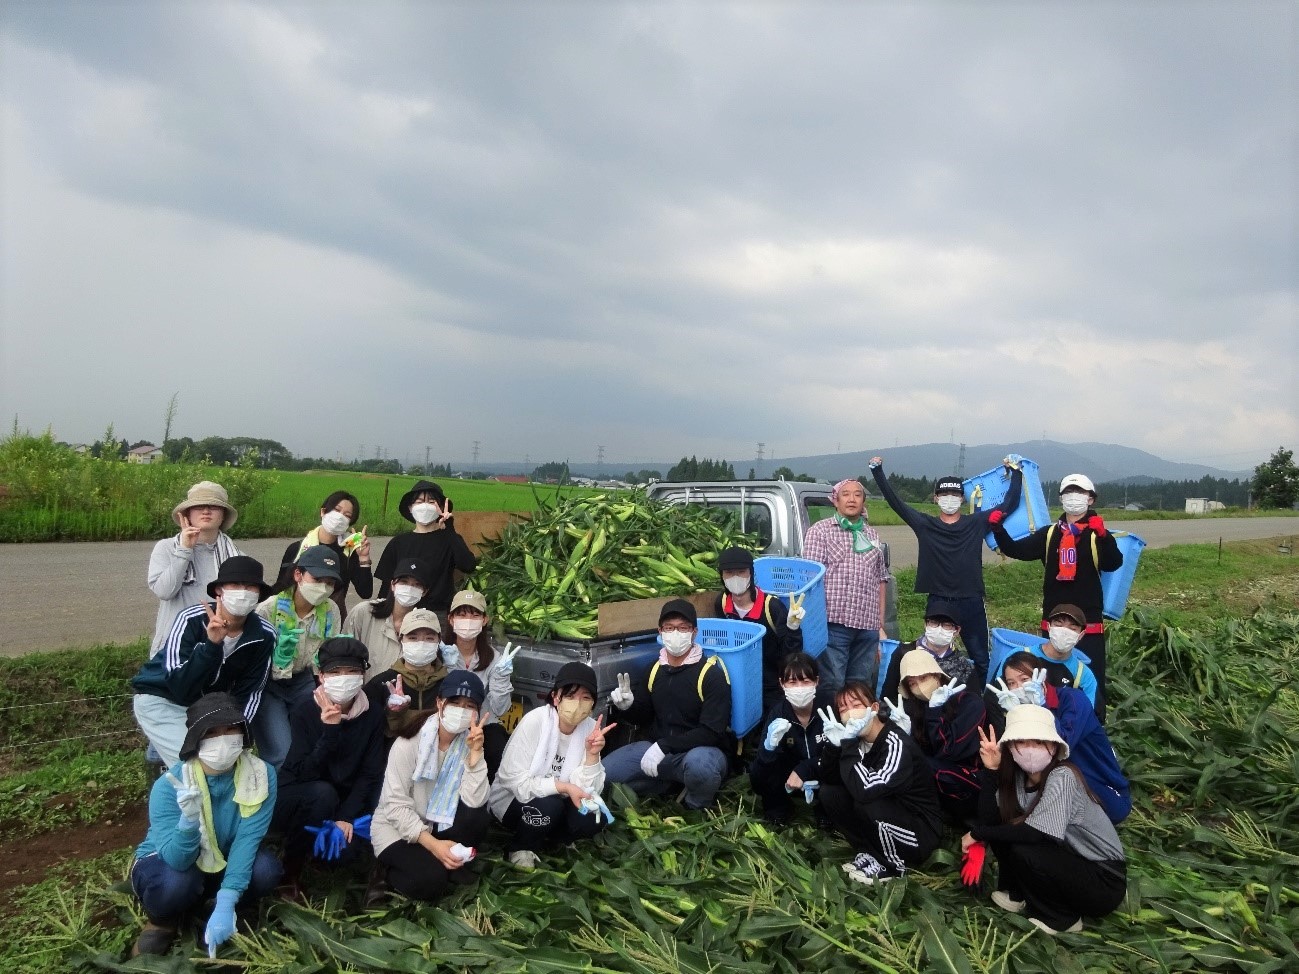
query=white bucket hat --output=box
[172,481,237,530]
[898,649,946,699]
[1000,704,1070,761]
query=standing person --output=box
[128,692,281,958]
[488,662,616,869]
[877,601,976,703]
[816,681,943,885]
[801,479,890,692]
[992,474,1122,719]
[868,457,1023,678]
[373,480,478,625]
[963,706,1127,935]
[439,590,517,778]
[252,547,344,769]
[605,599,733,810]
[712,546,803,712]
[147,481,242,658]
[365,609,450,738]
[272,638,386,900]
[748,653,833,825]
[280,491,373,623]
[344,558,430,678]
[132,557,276,769]
[367,671,492,904]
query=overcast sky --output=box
[2,1,1295,470]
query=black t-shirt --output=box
[373,526,478,613]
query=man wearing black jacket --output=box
[605,600,732,810]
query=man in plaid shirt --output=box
[802,479,890,692]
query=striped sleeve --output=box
[853,732,904,794]
[164,604,208,672]
[1023,767,1075,841]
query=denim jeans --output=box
[941,595,990,676]
[823,624,880,693]
[130,849,282,924]
[250,670,316,769]
[603,740,729,809]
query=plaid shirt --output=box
[802,517,889,630]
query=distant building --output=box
[488,475,529,484]
[128,444,163,464]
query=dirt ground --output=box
[0,802,148,900]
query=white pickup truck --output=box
[502,480,897,729]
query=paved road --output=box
[2,518,1296,657]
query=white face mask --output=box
[1060,493,1090,517]
[299,580,333,606]
[393,584,424,608]
[411,502,440,525]
[452,618,484,641]
[661,629,694,656]
[197,732,244,772]
[1048,625,1082,653]
[220,589,259,618]
[723,574,751,596]
[557,698,594,725]
[936,495,963,515]
[440,704,472,734]
[321,510,351,537]
[1011,742,1055,774]
[784,685,817,709]
[923,625,956,649]
[401,639,439,667]
[322,673,364,704]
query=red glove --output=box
[1087,515,1106,536]
[960,841,987,889]
[987,510,1005,527]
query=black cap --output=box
[206,555,273,601]
[390,558,430,585]
[717,546,755,573]
[398,480,447,522]
[178,692,251,761]
[658,598,698,627]
[295,545,343,582]
[553,661,598,697]
[317,636,369,672]
[935,477,965,496]
[924,598,961,625]
[439,669,486,705]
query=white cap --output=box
[1059,474,1095,495]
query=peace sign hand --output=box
[585,714,618,755]
[977,724,1002,770]
[314,686,343,725]
[610,672,634,710]
[496,642,520,676]
[466,709,489,757]
[203,603,229,644]
[384,674,411,711]
[178,512,200,550]
[786,593,806,630]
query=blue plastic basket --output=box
[875,638,901,698]
[988,627,1049,684]
[1101,532,1146,620]
[754,556,828,658]
[963,457,1050,551]
[696,619,766,736]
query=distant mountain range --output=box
[552,440,1252,484]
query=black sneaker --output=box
[364,863,393,907]
[130,922,176,957]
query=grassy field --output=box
[1,539,1296,971]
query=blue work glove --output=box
[883,697,912,736]
[440,643,461,669]
[304,821,333,859]
[928,678,966,709]
[495,642,520,676]
[580,795,615,825]
[352,815,372,842]
[763,717,792,751]
[204,888,239,958]
[802,781,820,805]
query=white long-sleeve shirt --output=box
[370,730,488,857]
[487,705,605,820]
[147,533,241,656]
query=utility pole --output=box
[425,446,431,466]
[358,444,365,463]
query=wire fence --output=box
[0,692,138,752]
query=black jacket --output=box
[279,694,386,823]
[992,512,1123,623]
[621,655,733,754]
[826,723,943,844]
[748,689,835,784]
[373,526,477,612]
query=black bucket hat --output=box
[206,555,273,601]
[317,636,369,673]
[398,480,447,522]
[178,691,252,761]
[717,546,755,574]
[553,661,597,697]
[438,669,486,706]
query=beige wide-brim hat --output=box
[898,648,946,699]
[1000,704,1070,761]
[172,480,237,530]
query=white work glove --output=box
[640,742,665,777]
[763,717,792,751]
[1020,668,1048,707]
[786,593,806,631]
[883,697,912,736]
[928,677,966,709]
[384,675,412,711]
[449,842,476,863]
[610,672,634,711]
[440,643,461,669]
[167,769,203,830]
[985,678,1022,713]
[817,706,854,746]
[495,642,521,676]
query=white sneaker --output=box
[991,891,1026,914]
[508,850,540,870]
[1028,916,1083,935]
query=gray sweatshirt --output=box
[147,533,241,656]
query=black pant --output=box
[500,795,602,854]
[990,840,1126,929]
[376,802,490,902]
[483,723,509,782]
[272,781,364,866]
[749,757,801,815]
[1079,631,1107,721]
[819,784,939,875]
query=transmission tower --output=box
[756,442,765,462]
[956,442,966,478]
[472,441,480,466]
[425,446,431,466]
[596,445,605,472]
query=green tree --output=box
[1252,447,1299,509]
[531,461,570,483]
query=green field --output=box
[1,537,1296,972]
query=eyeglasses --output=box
[926,621,958,632]
[660,624,694,633]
